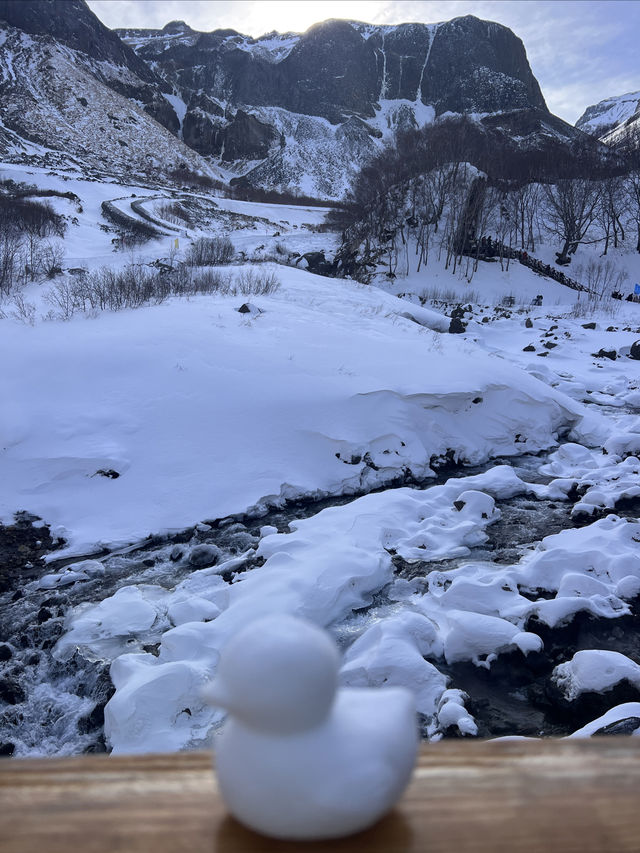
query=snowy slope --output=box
[2,161,640,757]
[0,265,586,559]
[576,90,640,139]
[0,25,217,179]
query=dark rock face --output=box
[0,0,155,81]
[630,340,640,361]
[183,107,277,160]
[221,110,279,161]
[419,16,545,115]
[0,4,581,197]
[278,20,380,122]
[122,15,545,126]
[114,13,575,196]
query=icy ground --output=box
[1,163,640,755]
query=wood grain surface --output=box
[1,739,640,852]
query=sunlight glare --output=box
[245,1,386,35]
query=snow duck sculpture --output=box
[203,613,418,840]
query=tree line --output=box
[332,116,640,290]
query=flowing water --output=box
[1,445,638,756]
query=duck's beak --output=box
[201,678,232,710]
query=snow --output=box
[2,159,640,756]
[162,92,188,136]
[552,650,640,702]
[569,703,640,738]
[369,100,436,137]
[0,25,215,179]
[244,33,300,62]
[577,91,640,137]
[84,464,533,752]
[76,486,640,752]
[1,250,587,560]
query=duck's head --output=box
[203,614,340,734]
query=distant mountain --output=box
[0,0,215,178]
[576,92,640,157]
[576,91,640,141]
[118,15,585,198]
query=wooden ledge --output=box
[2,739,640,851]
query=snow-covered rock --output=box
[552,650,640,702]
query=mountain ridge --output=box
[576,90,640,150]
[0,2,604,197]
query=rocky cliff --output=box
[118,14,566,197]
[0,7,216,179]
[0,2,592,196]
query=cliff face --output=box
[0,0,155,79]
[115,14,559,197]
[122,15,546,123]
[0,2,216,180]
[0,3,586,196]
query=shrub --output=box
[155,202,191,226]
[186,236,235,266]
[168,167,225,192]
[235,268,280,296]
[573,257,629,299]
[0,196,65,237]
[42,262,245,320]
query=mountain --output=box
[576,91,640,150]
[117,15,581,198]
[0,0,215,179]
[0,2,598,195]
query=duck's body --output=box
[215,686,417,840]
[204,614,418,840]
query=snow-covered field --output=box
[1,163,640,755]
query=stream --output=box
[1,443,639,756]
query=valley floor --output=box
[1,163,640,755]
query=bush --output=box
[168,167,225,192]
[154,202,191,226]
[187,236,235,266]
[235,268,280,296]
[0,196,65,237]
[573,257,629,299]
[41,262,271,320]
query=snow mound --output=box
[1,266,583,559]
[552,650,640,702]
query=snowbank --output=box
[0,265,583,558]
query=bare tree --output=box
[542,179,602,263]
[0,226,22,295]
[625,169,640,253]
[507,183,542,251]
[597,175,626,255]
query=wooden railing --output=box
[2,739,640,852]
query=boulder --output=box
[188,543,221,567]
[448,316,466,334]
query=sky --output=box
[86,0,640,124]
